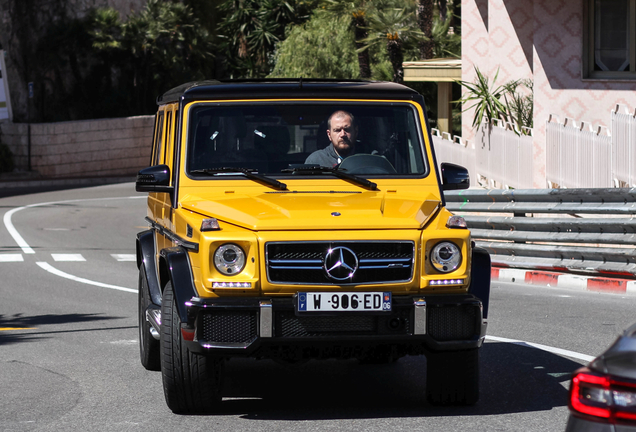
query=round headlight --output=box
[214,244,246,276]
[431,242,461,273]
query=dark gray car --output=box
[566,322,636,431]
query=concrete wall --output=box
[0,115,154,178]
[461,0,636,188]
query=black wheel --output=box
[426,349,479,406]
[160,280,223,414]
[138,265,160,371]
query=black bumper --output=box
[182,293,487,359]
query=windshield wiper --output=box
[190,167,287,191]
[282,165,378,191]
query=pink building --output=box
[462,0,636,187]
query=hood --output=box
[181,190,442,231]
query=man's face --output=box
[327,114,357,156]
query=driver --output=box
[305,110,358,167]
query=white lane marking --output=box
[52,254,86,262]
[3,196,145,254]
[111,254,136,262]
[108,340,137,345]
[3,207,35,254]
[486,335,595,363]
[36,262,137,294]
[0,254,24,262]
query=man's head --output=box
[327,110,357,157]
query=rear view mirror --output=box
[441,163,470,190]
[136,165,173,193]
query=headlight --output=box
[214,244,246,275]
[430,241,461,273]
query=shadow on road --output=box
[211,341,578,419]
[0,313,122,345]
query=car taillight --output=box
[569,367,636,423]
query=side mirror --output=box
[136,165,173,193]
[441,162,470,190]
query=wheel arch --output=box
[468,246,491,319]
[136,230,162,306]
[158,246,198,323]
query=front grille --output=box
[276,309,411,337]
[266,241,414,285]
[427,305,477,341]
[200,311,257,344]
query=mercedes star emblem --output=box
[324,246,358,281]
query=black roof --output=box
[157,79,424,105]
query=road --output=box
[1,182,635,431]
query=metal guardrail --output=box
[445,188,636,277]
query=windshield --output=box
[186,103,428,178]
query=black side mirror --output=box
[136,165,173,193]
[441,162,470,190]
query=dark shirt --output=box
[305,145,343,167]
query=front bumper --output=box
[180,294,487,358]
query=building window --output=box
[585,0,636,79]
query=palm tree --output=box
[417,0,434,59]
[360,5,424,82]
[430,8,460,58]
[323,0,372,78]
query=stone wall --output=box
[0,115,154,178]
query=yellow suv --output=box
[135,79,490,413]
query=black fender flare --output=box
[136,230,162,306]
[468,246,491,319]
[158,246,197,324]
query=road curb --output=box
[492,267,636,295]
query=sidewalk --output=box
[493,267,636,295]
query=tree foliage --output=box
[33,0,215,120]
[119,0,216,112]
[216,0,319,78]
[268,11,361,79]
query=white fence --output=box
[545,115,612,188]
[432,120,533,189]
[612,105,636,187]
[435,104,636,189]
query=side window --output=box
[152,111,165,166]
[164,110,173,166]
[585,0,636,79]
[172,109,180,170]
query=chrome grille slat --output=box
[266,241,415,285]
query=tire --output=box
[426,349,479,406]
[160,280,223,414]
[138,266,160,371]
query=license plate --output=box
[297,292,391,312]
